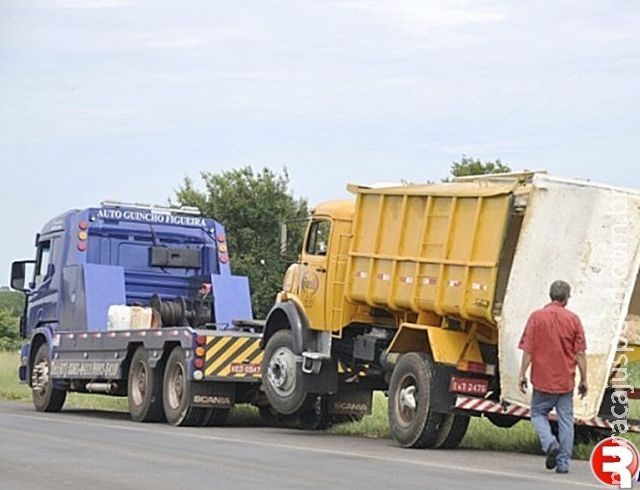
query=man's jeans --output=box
[531,389,574,470]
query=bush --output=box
[0,308,21,351]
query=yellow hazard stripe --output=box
[204,335,264,378]
[216,343,261,377]
[204,336,234,364]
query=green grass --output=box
[0,351,30,401]
[2,349,639,460]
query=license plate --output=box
[449,376,489,396]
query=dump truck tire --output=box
[128,347,164,422]
[32,344,66,413]
[487,412,520,428]
[388,352,443,448]
[435,414,470,449]
[262,330,308,415]
[163,347,208,426]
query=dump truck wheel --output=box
[295,396,332,431]
[262,330,307,415]
[163,347,208,426]
[259,404,293,427]
[486,412,520,428]
[434,414,470,449]
[388,352,443,448]
[128,347,164,422]
[32,344,66,412]
[575,426,608,444]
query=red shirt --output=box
[518,302,587,394]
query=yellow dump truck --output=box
[261,172,640,447]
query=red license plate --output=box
[449,376,489,396]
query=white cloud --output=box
[49,0,138,8]
[125,35,207,51]
[337,0,507,33]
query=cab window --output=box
[35,240,52,280]
[305,220,331,256]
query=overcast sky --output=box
[1,0,639,286]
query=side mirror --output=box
[10,260,34,291]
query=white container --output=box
[107,305,153,331]
[499,175,640,419]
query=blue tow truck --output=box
[10,201,267,426]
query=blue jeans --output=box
[531,389,574,470]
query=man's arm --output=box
[519,351,531,393]
[576,350,588,398]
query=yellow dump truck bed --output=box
[345,180,523,327]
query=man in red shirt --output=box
[518,280,588,474]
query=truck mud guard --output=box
[262,301,314,355]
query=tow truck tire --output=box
[163,347,208,426]
[203,408,230,427]
[434,414,470,449]
[32,344,67,412]
[388,352,443,448]
[128,347,164,423]
[262,330,308,415]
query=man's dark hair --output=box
[549,280,571,302]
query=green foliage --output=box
[175,166,309,318]
[450,156,511,178]
[0,290,23,351]
[0,289,24,317]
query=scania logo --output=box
[333,402,368,412]
[193,395,231,406]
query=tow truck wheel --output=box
[388,352,443,448]
[434,414,470,449]
[163,347,208,426]
[202,408,230,427]
[128,347,164,423]
[262,330,308,415]
[32,344,66,412]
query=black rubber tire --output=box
[259,405,287,426]
[202,408,231,427]
[31,344,66,412]
[435,414,470,449]
[163,347,208,426]
[486,412,521,428]
[262,330,307,415]
[574,426,608,445]
[295,396,332,431]
[128,347,164,423]
[388,352,444,448]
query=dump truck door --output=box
[299,218,331,330]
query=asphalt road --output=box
[0,401,600,490]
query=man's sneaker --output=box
[556,468,569,474]
[545,441,560,470]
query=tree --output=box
[449,156,511,178]
[0,289,24,317]
[175,167,309,318]
[0,290,23,351]
[0,308,20,351]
